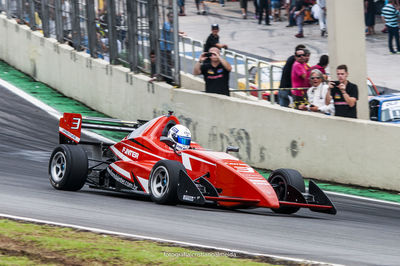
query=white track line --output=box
[326,191,400,206]
[0,78,115,144]
[0,213,339,266]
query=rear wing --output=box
[59,113,146,144]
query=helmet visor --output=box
[177,135,191,145]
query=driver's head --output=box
[167,124,191,151]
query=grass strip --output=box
[0,219,278,266]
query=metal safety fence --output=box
[1,0,283,98]
[1,0,181,85]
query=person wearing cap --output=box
[193,47,232,96]
[203,24,228,52]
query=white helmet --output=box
[167,124,191,151]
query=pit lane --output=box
[0,83,399,265]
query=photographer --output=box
[325,65,359,118]
[193,47,232,96]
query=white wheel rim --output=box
[151,166,169,198]
[51,151,66,182]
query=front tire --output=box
[268,168,305,214]
[149,160,186,205]
[49,144,88,191]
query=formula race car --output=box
[49,112,336,215]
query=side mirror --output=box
[160,136,175,147]
[226,146,239,153]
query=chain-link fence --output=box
[2,0,181,86]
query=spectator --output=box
[326,65,359,119]
[278,44,306,107]
[303,47,311,79]
[258,0,271,25]
[94,29,108,60]
[240,0,248,19]
[286,0,297,27]
[303,48,311,67]
[178,0,186,16]
[160,12,174,84]
[271,0,281,21]
[308,54,329,80]
[150,50,157,79]
[254,0,260,19]
[299,69,334,115]
[148,51,162,83]
[382,0,400,33]
[203,24,228,52]
[160,13,185,84]
[291,48,310,109]
[292,0,306,38]
[381,0,400,54]
[195,0,207,15]
[193,47,232,96]
[365,0,376,35]
[316,0,326,37]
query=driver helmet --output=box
[167,124,191,151]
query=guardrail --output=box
[179,35,284,104]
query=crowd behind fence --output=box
[0,0,181,85]
[179,35,284,103]
[0,0,285,102]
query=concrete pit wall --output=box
[1,15,399,191]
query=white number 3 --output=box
[71,117,81,130]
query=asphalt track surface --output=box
[1,85,400,266]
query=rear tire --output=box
[149,160,186,205]
[268,168,305,214]
[49,144,88,191]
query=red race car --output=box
[49,112,336,215]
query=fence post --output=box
[244,56,249,95]
[28,0,35,30]
[148,0,160,78]
[256,60,261,100]
[70,0,81,50]
[41,0,49,37]
[181,36,186,73]
[172,0,180,86]
[54,0,63,42]
[191,39,196,66]
[106,0,118,64]
[16,0,22,20]
[233,52,238,87]
[126,0,137,72]
[5,0,10,18]
[269,64,275,104]
[86,0,97,58]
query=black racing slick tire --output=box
[268,168,305,214]
[149,160,186,205]
[48,144,88,191]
